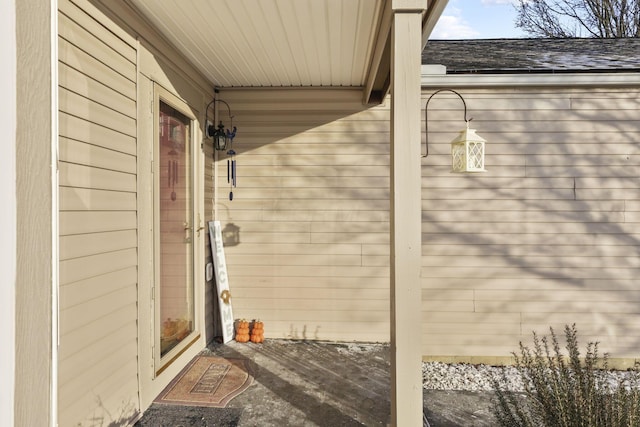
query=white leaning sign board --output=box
[209,221,234,343]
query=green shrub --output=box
[490,324,640,427]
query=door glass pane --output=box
[159,101,194,357]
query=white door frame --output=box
[152,83,202,373]
[137,73,206,410]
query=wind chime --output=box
[161,110,183,202]
[206,96,238,201]
[168,158,178,201]
[226,127,237,200]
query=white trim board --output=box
[0,1,16,426]
[422,70,640,88]
[51,1,60,426]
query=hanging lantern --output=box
[210,121,228,151]
[450,124,486,173]
[204,96,242,199]
[424,89,487,174]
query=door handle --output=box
[196,214,204,235]
[183,221,192,243]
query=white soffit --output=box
[128,0,384,88]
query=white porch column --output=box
[15,0,56,426]
[390,1,427,426]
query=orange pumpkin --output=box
[250,320,265,343]
[235,319,250,343]
[252,320,264,330]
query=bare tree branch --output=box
[515,0,640,38]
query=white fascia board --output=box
[421,0,449,48]
[421,71,640,88]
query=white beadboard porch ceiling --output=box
[128,0,385,88]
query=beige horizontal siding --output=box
[60,112,136,155]
[423,266,637,280]
[225,187,389,200]
[58,301,136,361]
[59,266,137,308]
[206,208,389,222]
[425,255,640,269]
[424,243,637,258]
[59,349,138,427]
[220,85,640,359]
[58,13,136,82]
[59,38,136,101]
[228,265,389,279]
[59,137,136,173]
[218,88,390,342]
[225,165,388,178]
[58,325,135,389]
[59,187,136,211]
[60,247,138,285]
[59,87,136,136]
[60,282,137,332]
[59,63,136,116]
[230,275,390,290]
[423,209,626,223]
[58,0,136,60]
[422,197,624,210]
[60,229,138,259]
[230,253,363,267]
[232,287,388,300]
[228,243,365,255]
[236,175,390,187]
[60,211,137,235]
[239,154,389,167]
[57,0,139,425]
[220,199,389,211]
[240,298,387,313]
[59,343,138,412]
[59,162,136,192]
[423,220,638,235]
[421,86,640,360]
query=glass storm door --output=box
[155,91,196,363]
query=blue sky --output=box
[431,0,528,39]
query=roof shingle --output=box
[422,38,640,73]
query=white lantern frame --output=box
[423,89,487,173]
[450,124,486,173]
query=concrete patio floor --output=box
[135,340,497,426]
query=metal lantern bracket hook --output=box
[205,96,235,140]
[423,89,472,158]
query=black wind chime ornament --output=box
[206,95,238,200]
[226,130,237,200]
[160,110,184,203]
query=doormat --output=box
[155,356,253,408]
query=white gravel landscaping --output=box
[422,362,525,392]
[422,361,640,393]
